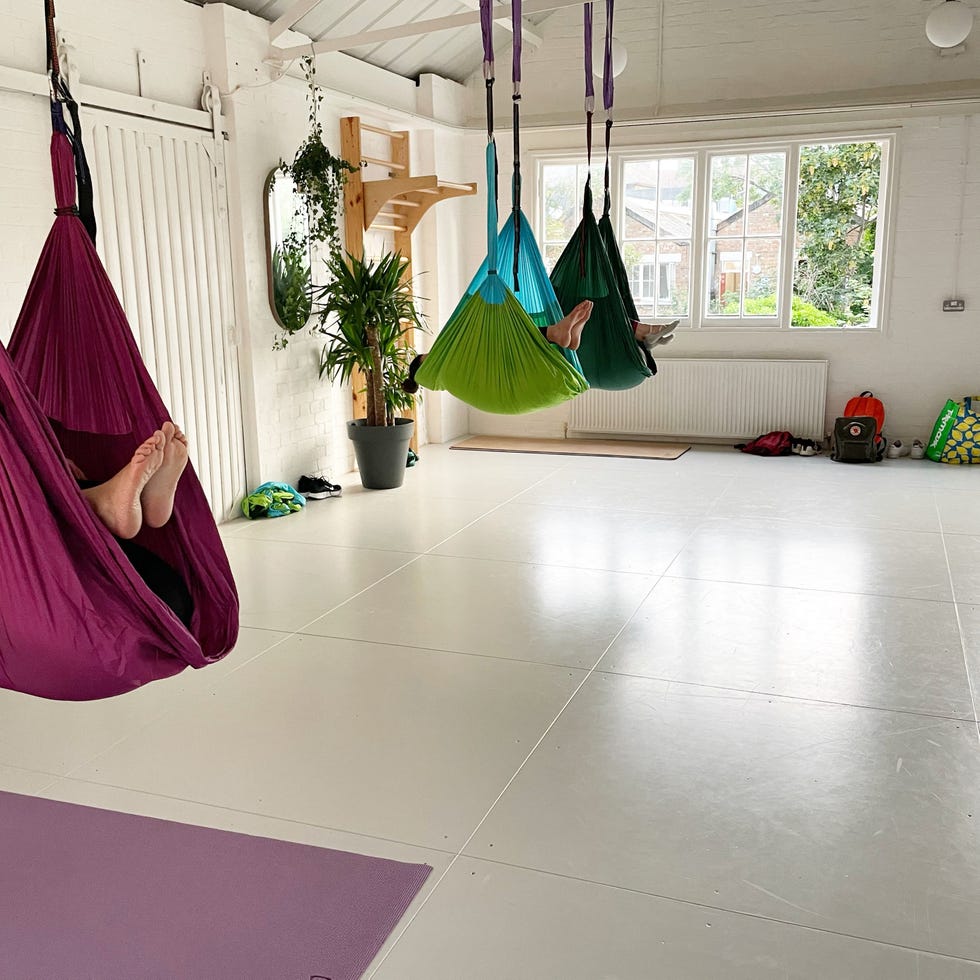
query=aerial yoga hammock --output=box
[413,0,589,415]
[549,0,653,391]
[0,0,239,701]
[462,0,582,376]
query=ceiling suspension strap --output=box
[480,0,500,277]
[602,0,615,216]
[511,0,524,292]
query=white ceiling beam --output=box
[273,0,583,61]
[268,0,324,46]
[456,0,544,51]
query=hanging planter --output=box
[272,56,358,349]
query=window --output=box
[706,152,785,319]
[536,134,890,330]
[621,157,694,319]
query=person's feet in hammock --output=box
[545,300,593,350]
[402,301,596,394]
[633,319,679,348]
[142,421,189,529]
[80,431,166,540]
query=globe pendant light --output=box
[926,0,974,48]
[591,35,628,77]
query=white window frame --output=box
[532,130,896,332]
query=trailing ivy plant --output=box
[278,56,358,255]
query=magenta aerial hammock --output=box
[0,0,238,701]
[549,0,653,391]
[413,0,589,415]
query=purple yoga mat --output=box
[0,791,431,979]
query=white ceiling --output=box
[192,0,555,84]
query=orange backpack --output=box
[844,391,885,437]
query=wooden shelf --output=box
[340,115,477,447]
[363,175,476,233]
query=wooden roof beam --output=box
[273,0,584,61]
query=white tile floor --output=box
[4,444,980,978]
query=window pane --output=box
[623,160,659,241]
[658,158,694,239]
[541,165,578,244]
[710,155,747,237]
[792,141,883,328]
[656,240,690,317]
[744,239,781,315]
[579,162,605,217]
[746,153,785,235]
[543,242,566,273]
[623,240,657,320]
[623,157,695,240]
[706,241,744,315]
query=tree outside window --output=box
[792,142,882,328]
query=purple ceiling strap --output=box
[603,0,615,113]
[481,0,494,81]
[584,3,594,168]
[511,0,523,290]
[602,0,615,215]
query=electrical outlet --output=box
[943,299,966,312]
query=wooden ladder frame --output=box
[340,117,476,449]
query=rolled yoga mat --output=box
[0,791,431,979]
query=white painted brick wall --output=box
[0,0,474,491]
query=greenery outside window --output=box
[537,133,892,330]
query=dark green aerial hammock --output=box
[549,0,652,392]
[414,0,587,414]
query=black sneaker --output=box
[297,475,342,499]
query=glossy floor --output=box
[6,445,980,978]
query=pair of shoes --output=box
[791,438,820,456]
[887,440,911,458]
[297,474,342,499]
[406,449,419,468]
[910,439,925,459]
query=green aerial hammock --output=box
[464,13,583,377]
[414,0,588,415]
[549,0,652,392]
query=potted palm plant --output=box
[314,249,425,489]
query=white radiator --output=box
[568,359,829,442]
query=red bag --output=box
[736,430,793,457]
[844,391,885,437]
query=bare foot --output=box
[546,300,594,350]
[142,420,189,529]
[82,431,165,539]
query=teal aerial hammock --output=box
[465,8,582,376]
[549,0,652,392]
[414,0,588,415]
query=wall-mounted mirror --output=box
[264,170,313,339]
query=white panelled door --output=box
[83,108,246,521]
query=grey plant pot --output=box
[347,417,414,490]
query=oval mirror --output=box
[264,170,312,337]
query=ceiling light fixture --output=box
[591,36,628,78]
[926,0,974,48]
